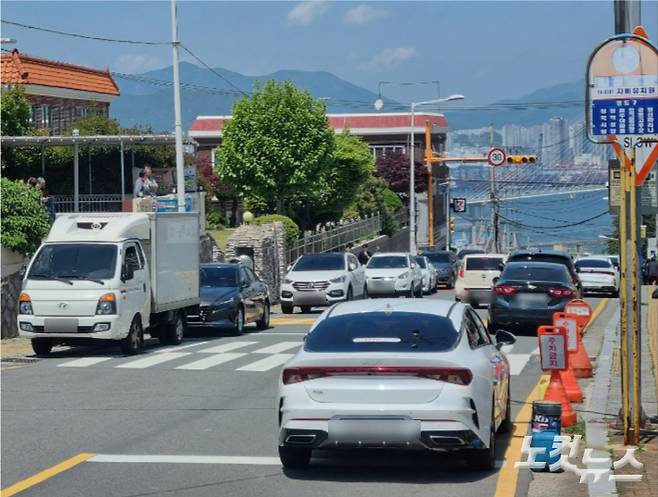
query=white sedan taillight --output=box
[282,366,472,386]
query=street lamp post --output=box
[408,95,464,254]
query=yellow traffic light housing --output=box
[449,217,456,234]
[507,155,537,164]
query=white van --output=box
[17,213,200,355]
[454,253,507,306]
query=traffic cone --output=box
[570,327,593,378]
[543,369,577,427]
[559,366,584,402]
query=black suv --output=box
[506,249,581,294]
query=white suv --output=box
[455,253,507,307]
[365,252,423,298]
[280,253,366,314]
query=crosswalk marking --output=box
[198,341,257,354]
[116,352,191,369]
[58,357,113,368]
[175,353,247,371]
[154,341,210,353]
[251,342,301,354]
[236,353,294,372]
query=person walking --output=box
[647,257,658,286]
[35,177,56,222]
[357,243,371,265]
[142,164,159,196]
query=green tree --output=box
[346,176,402,236]
[216,80,334,215]
[0,178,50,255]
[1,86,31,136]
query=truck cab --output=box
[18,213,200,356]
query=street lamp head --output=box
[374,98,384,111]
[444,94,465,102]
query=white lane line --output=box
[236,353,294,372]
[115,352,191,369]
[175,353,246,371]
[89,454,281,465]
[259,332,307,336]
[197,341,257,354]
[57,357,113,368]
[153,341,210,353]
[251,341,301,354]
[507,354,532,375]
[530,347,539,355]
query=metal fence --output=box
[286,210,408,263]
[53,194,123,213]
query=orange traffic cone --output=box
[544,369,577,427]
[570,327,593,378]
[559,366,584,402]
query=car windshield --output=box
[200,266,238,287]
[415,257,427,269]
[367,256,408,269]
[28,244,118,280]
[466,257,504,271]
[425,253,450,263]
[305,312,459,352]
[293,255,344,271]
[576,259,611,269]
[502,265,569,283]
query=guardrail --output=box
[53,194,123,213]
[286,209,407,263]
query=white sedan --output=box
[365,253,423,298]
[575,257,619,297]
[276,299,516,469]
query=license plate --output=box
[44,318,78,333]
[515,294,547,308]
[329,418,420,443]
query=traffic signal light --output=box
[449,217,456,234]
[507,155,536,164]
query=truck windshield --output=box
[28,244,118,281]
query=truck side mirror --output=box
[121,263,134,282]
[19,263,27,278]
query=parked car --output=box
[415,256,437,294]
[187,262,270,334]
[575,257,619,297]
[423,251,458,288]
[457,248,485,260]
[280,253,366,314]
[454,253,507,307]
[507,249,581,294]
[488,261,579,334]
[365,253,423,298]
[277,299,516,469]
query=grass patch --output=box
[564,420,586,440]
[209,228,235,251]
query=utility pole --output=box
[489,124,500,252]
[170,0,186,212]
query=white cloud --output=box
[367,47,418,68]
[343,5,387,25]
[113,53,162,73]
[287,1,329,26]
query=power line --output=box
[1,19,169,45]
[498,211,609,230]
[179,44,248,96]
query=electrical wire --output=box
[498,211,608,230]
[179,44,249,96]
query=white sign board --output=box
[540,334,567,370]
[554,317,578,351]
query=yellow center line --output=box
[493,297,607,497]
[270,318,316,325]
[1,453,95,497]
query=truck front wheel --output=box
[121,317,144,355]
[31,338,53,357]
[161,312,185,345]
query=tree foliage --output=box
[375,150,427,199]
[1,86,31,136]
[216,80,334,214]
[1,178,50,255]
[253,214,300,245]
[346,176,402,236]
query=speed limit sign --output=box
[488,147,507,167]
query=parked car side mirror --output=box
[348,262,357,271]
[121,263,134,282]
[498,263,505,272]
[19,263,28,278]
[495,329,516,350]
[575,266,581,273]
[240,278,249,288]
[492,276,500,285]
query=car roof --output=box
[325,298,464,322]
[200,263,239,269]
[504,261,568,270]
[423,250,452,255]
[463,253,507,260]
[300,252,345,257]
[575,256,612,262]
[371,252,409,257]
[510,249,571,258]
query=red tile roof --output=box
[189,113,448,135]
[1,49,119,96]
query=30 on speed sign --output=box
[488,147,507,167]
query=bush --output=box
[1,178,50,255]
[206,206,227,230]
[381,187,403,211]
[253,214,300,246]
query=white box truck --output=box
[17,212,200,355]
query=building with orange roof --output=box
[1,49,120,135]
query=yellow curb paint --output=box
[581,298,607,335]
[270,319,316,326]
[1,453,94,497]
[493,376,548,497]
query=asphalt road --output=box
[1,291,602,497]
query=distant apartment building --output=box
[568,121,585,160]
[1,49,120,135]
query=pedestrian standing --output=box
[358,243,371,265]
[647,257,658,285]
[35,177,56,222]
[133,171,145,197]
[142,164,159,196]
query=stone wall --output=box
[226,222,286,303]
[200,235,224,263]
[352,227,411,257]
[1,271,23,339]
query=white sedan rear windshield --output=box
[466,257,503,271]
[304,312,459,352]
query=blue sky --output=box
[2,1,657,104]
